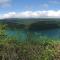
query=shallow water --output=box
[5,28,60,42]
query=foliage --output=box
[0,23,60,60]
[0,39,59,60]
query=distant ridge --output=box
[0,18,60,25]
[0,18,60,30]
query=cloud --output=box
[39,4,48,10]
[0,10,60,19]
[49,0,60,5]
[0,0,11,7]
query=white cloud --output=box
[0,0,10,7]
[1,10,60,19]
[39,4,48,10]
[49,1,60,5]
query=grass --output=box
[0,37,59,60]
[0,24,60,60]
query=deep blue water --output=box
[5,28,60,41]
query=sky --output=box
[0,0,60,19]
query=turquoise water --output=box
[5,28,60,42]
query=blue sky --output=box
[0,0,60,18]
[0,0,60,13]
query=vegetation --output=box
[29,21,60,30]
[1,18,60,30]
[0,19,60,60]
[0,37,60,60]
